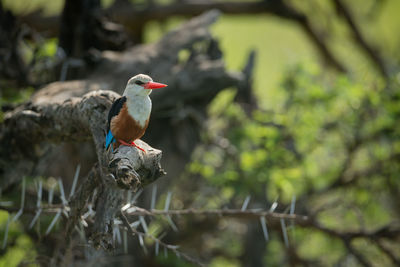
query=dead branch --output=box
[0,89,165,248]
[20,1,345,71]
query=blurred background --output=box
[0,0,400,266]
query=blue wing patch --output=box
[106,96,127,152]
[105,130,116,150]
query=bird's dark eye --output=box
[135,80,145,85]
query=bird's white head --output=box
[123,74,167,98]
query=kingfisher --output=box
[105,74,167,152]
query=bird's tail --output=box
[105,130,116,151]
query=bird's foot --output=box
[118,139,146,153]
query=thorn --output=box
[45,210,62,235]
[283,205,290,214]
[2,215,10,249]
[131,189,143,204]
[138,233,144,247]
[280,218,289,248]
[88,204,95,216]
[20,178,26,210]
[270,198,278,212]
[259,216,269,242]
[37,180,42,208]
[126,190,132,204]
[241,195,251,211]
[130,220,141,228]
[69,164,80,198]
[115,226,122,244]
[164,192,172,212]
[80,218,88,228]
[78,222,86,242]
[91,188,98,203]
[58,179,67,205]
[139,216,148,233]
[82,204,95,219]
[11,209,23,223]
[112,225,117,244]
[155,240,159,256]
[11,178,26,223]
[48,185,54,205]
[62,209,69,218]
[166,215,178,232]
[290,195,296,242]
[29,209,42,229]
[290,195,296,215]
[59,60,69,81]
[150,185,157,210]
[121,203,131,211]
[123,229,128,254]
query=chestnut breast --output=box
[110,104,149,143]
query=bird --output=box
[105,74,167,152]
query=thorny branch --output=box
[0,88,165,249]
[126,206,308,222]
[1,186,399,266]
[119,211,206,267]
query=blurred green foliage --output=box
[0,178,64,267]
[0,87,34,122]
[0,212,37,267]
[183,63,400,264]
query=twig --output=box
[345,241,372,267]
[332,0,388,77]
[374,239,400,266]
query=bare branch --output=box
[126,206,308,222]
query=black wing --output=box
[107,96,127,131]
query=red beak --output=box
[144,81,168,89]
